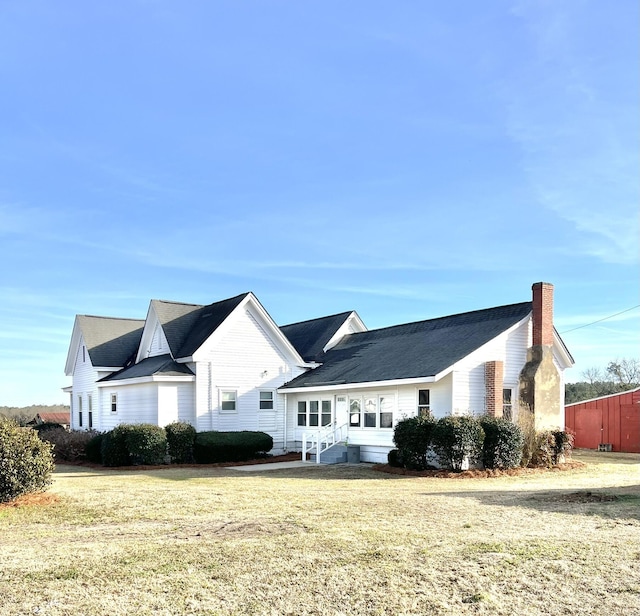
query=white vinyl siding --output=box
[193,304,306,450]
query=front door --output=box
[335,395,348,427]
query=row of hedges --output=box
[81,423,273,467]
[0,418,55,503]
[390,413,572,471]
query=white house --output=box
[64,282,573,463]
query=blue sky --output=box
[1,1,638,406]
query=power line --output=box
[560,304,640,334]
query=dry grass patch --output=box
[0,450,638,615]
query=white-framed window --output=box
[220,390,237,413]
[349,395,394,429]
[418,389,430,416]
[78,395,83,427]
[259,390,274,410]
[110,393,118,414]
[379,396,393,428]
[82,346,86,363]
[297,399,332,427]
[297,401,307,426]
[503,388,513,421]
[88,394,93,429]
[349,398,361,427]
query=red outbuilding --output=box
[565,387,640,453]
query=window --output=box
[82,346,86,363]
[364,397,377,427]
[111,393,117,414]
[350,395,394,429]
[321,401,331,426]
[503,388,513,421]
[418,389,430,416]
[259,391,274,410]
[298,399,333,428]
[78,395,83,427]
[221,390,237,412]
[349,398,361,427]
[297,401,307,426]
[88,394,93,429]
[380,396,393,428]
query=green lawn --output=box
[1,451,639,615]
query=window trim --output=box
[503,387,514,421]
[297,398,333,428]
[259,390,274,411]
[220,389,238,414]
[349,394,395,430]
[418,389,430,417]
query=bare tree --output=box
[606,358,640,386]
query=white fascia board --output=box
[189,293,306,366]
[553,329,574,369]
[64,317,83,376]
[62,386,73,393]
[97,375,195,388]
[135,301,159,363]
[279,375,436,394]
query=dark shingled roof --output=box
[99,354,195,382]
[77,315,144,368]
[281,302,532,389]
[152,293,249,358]
[280,312,354,362]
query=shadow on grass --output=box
[417,484,640,520]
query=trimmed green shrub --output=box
[85,432,105,464]
[387,449,403,467]
[100,428,129,467]
[479,416,525,469]
[38,428,98,462]
[165,421,196,463]
[0,418,55,503]
[121,423,167,465]
[392,414,436,470]
[194,431,273,463]
[431,415,485,471]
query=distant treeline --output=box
[0,404,70,425]
[564,382,639,405]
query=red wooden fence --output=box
[565,388,640,453]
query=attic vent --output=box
[201,312,213,318]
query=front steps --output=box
[308,444,348,464]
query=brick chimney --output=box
[532,282,554,346]
[519,281,562,431]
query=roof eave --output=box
[279,375,437,394]
[97,375,195,387]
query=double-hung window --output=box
[221,390,237,413]
[503,388,513,421]
[110,393,118,414]
[88,394,93,428]
[259,391,274,410]
[297,399,332,427]
[418,389,430,416]
[78,395,83,427]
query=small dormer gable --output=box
[323,311,367,353]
